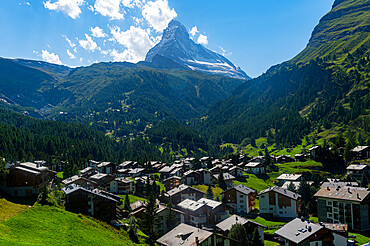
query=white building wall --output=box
[203,172,212,185]
[259,192,297,218]
[310,241,322,246]
[333,233,347,246]
[109,180,117,193]
[236,191,248,214]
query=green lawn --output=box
[276,160,326,175]
[193,184,223,200]
[0,198,29,221]
[264,240,279,246]
[119,194,147,205]
[0,204,148,245]
[348,233,370,245]
[250,216,286,228]
[235,174,274,193]
[56,171,64,179]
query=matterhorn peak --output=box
[145,20,250,80]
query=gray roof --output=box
[80,167,94,174]
[177,199,205,212]
[62,184,119,203]
[97,162,114,168]
[259,186,300,200]
[346,164,368,171]
[277,174,302,181]
[320,181,358,189]
[163,176,182,182]
[128,168,145,174]
[18,162,49,172]
[157,223,213,246]
[198,198,222,210]
[351,146,369,152]
[224,184,255,196]
[213,173,235,181]
[166,184,205,197]
[314,186,370,202]
[90,173,108,180]
[216,215,265,232]
[282,181,313,190]
[275,218,323,244]
[245,162,264,168]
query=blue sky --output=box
[0,0,333,77]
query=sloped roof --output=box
[222,184,255,196]
[275,218,323,244]
[213,173,235,181]
[216,215,265,232]
[314,186,370,203]
[62,184,119,203]
[157,223,213,246]
[259,186,300,200]
[166,184,205,197]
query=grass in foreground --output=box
[0,198,29,221]
[350,232,370,245]
[0,204,148,245]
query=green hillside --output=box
[0,204,147,245]
[50,62,243,137]
[198,0,370,148]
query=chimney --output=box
[327,187,330,191]
[195,237,199,245]
[308,226,312,232]
[357,193,360,199]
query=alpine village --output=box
[0,0,370,245]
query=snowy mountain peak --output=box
[145,20,250,80]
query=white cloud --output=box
[67,49,76,59]
[41,50,63,65]
[63,35,76,48]
[94,0,124,20]
[88,5,94,12]
[122,0,144,8]
[110,25,154,63]
[79,34,98,51]
[142,0,177,32]
[197,34,208,45]
[44,0,84,19]
[190,26,198,38]
[90,26,107,38]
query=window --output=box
[261,195,265,198]
[240,195,243,198]
[327,201,332,206]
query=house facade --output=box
[314,186,370,231]
[166,184,205,205]
[221,184,256,215]
[4,162,56,197]
[109,178,134,194]
[245,162,265,175]
[259,186,301,219]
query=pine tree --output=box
[143,192,159,245]
[127,216,138,242]
[264,147,271,166]
[287,182,296,192]
[124,193,132,212]
[206,185,214,199]
[165,199,178,231]
[228,223,249,246]
[251,227,263,246]
[218,170,227,191]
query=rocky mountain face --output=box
[145,20,250,80]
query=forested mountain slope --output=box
[199,0,370,146]
[52,62,243,136]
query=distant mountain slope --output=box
[199,0,370,146]
[51,62,244,136]
[145,20,251,80]
[0,58,58,109]
[12,58,72,80]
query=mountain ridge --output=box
[145,20,251,80]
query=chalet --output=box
[259,186,301,219]
[216,215,265,242]
[169,167,182,177]
[198,169,212,185]
[209,165,223,175]
[4,162,56,197]
[183,170,202,185]
[119,161,135,169]
[276,155,295,164]
[163,176,182,191]
[294,154,306,162]
[314,186,370,231]
[197,198,230,226]
[322,223,348,246]
[157,223,236,246]
[80,167,96,177]
[221,184,256,215]
[63,184,120,222]
[156,203,185,236]
[159,166,175,180]
[351,146,370,160]
[128,168,145,177]
[275,218,335,246]
[89,173,115,188]
[245,162,265,175]
[212,173,235,189]
[250,156,265,163]
[116,169,131,177]
[277,173,302,186]
[134,176,153,195]
[87,160,100,169]
[62,175,97,189]
[309,146,320,159]
[229,166,244,177]
[109,178,134,194]
[166,184,205,205]
[97,162,116,175]
[346,164,369,179]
